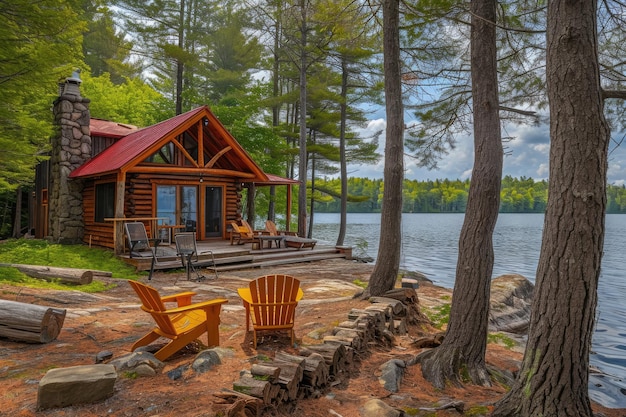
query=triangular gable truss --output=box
[70,106,268,181]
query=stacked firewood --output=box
[214,287,421,416]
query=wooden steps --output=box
[211,249,346,272]
[123,244,349,273]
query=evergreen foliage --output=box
[313,176,626,214]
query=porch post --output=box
[114,172,126,255]
[286,184,292,232]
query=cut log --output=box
[275,351,329,388]
[0,263,107,285]
[300,343,347,375]
[383,287,418,304]
[250,364,281,382]
[233,375,273,405]
[369,296,407,316]
[0,300,66,343]
[269,360,303,401]
[214,388,263,417]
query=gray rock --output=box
[360,399,401,417]
[108,352,164,377]
[95,350,113,363]
[489,274,534,334]
[37,364,116,410]
[192,349,222,374]
[167,365,189,380]
[379,359,406,393]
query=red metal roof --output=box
[70,107,207,178]
[254,173,300,185]
[90,118,138,138]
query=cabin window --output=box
[95,182,115,223]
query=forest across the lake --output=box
[311,175,626,214]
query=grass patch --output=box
[487,332,517,349]
[464,405,489,416]
[0,239,141,292]
[352,279,368,288]
[423,303,451,329]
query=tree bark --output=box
[297,0,308,238]
[367,0,403,297]
[419,0,501,389]
[336,58,349,247]
[492,0,609,415]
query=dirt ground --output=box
[0,259,623,417]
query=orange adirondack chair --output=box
[128,280,228,361]
[237,274,303,348]
[264,220,297,236]
[229,221,255,245]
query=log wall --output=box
[81,172,243,249]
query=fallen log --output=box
[0,263,109,285]
[0,299,66,343]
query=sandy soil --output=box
[0,259,622,417]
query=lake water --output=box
[311,212,626,409]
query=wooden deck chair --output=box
[174,232,218,282]
[237,274,303,348]
[125,222,160,280]
[264,220,297,237]
[229,221,255,245]
[128,280,228,361]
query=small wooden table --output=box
[253,235,286,249]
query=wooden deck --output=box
[121,239,352,273]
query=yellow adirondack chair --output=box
[128,280,228,361]
[229,221,255,245]
[237,274,303,348]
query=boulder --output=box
[489,274,534,334]
[108,351,164,377]
[37,364,116,410]
[360,398,402,417]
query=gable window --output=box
[95,182,115,223]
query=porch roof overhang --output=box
[250,174,300,186]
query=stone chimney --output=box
[48,70,91,243]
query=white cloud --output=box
[345,117,626,185]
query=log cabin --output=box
[33,72,296,255]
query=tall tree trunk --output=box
[175,0,185,115]
[246,184,256,228]
[419,0,501,389]
[492,0,609,414]
[297,0,308,237]
[366,0,403,297]
[308,134,315,239]
[12,187,22,238]
[336,58,348,247]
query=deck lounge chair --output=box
[174,232,218,282]
[124,221,160,280]
[237,274,303,348]
[284,235,317,250]
[128,280,228,361]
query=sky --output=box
[347,115,626,186]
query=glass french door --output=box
[204,186,222,238]
[157,184,222,239]
[156,185,197,232]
